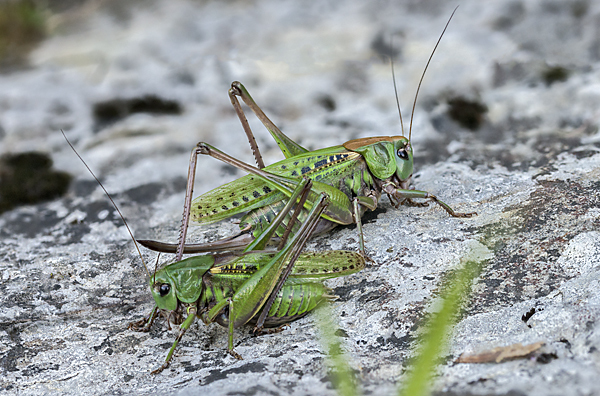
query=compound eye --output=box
[159,283,171,297]
[397,148,409,160]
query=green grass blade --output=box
[315,302,359,396]
[398,242,492,396]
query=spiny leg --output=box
[173,145,202,261]
[383,183,476,218]
[147,81,305,258]
[242,177,312,252]
[229,84,265,169]
[173,140,296,261]
[201,297,243,359]
[425,194,477,217]
[230,81,308,158]
[353,198,365,255]
[137,230,256,254]
[151,307,197,375]
[403,198,429,208]
[227,298,242,360]
[352,195,377,259]
[196,143,296,194]
[276,178,313,250]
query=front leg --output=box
[128,306,159,332]
[383,183,476,218]
[152,306,198,374]
[404,198,429,208]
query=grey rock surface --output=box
[1,0,599,395]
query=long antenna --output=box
[153,252,161,284]
[390,34,405,136]
[408,5,459,142]
[61,130,151,280]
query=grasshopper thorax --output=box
[343,136,413,182]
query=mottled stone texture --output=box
[1,0,600,395]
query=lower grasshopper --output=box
[138,10,475,259]
[130,179,365,373]
[63,133,365,374]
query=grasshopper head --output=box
[149,255,215,311]
[150,268,178,311]
[392,136,413,182]
[343,136,413,182]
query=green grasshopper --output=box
[130,179,365,374]
[63,132,365,374]
[138,11,475,258]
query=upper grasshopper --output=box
[139,10,475,258]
